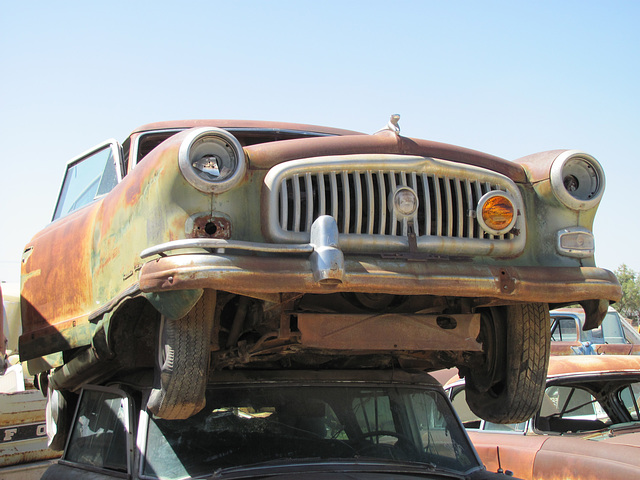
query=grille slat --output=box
[317,173,326,216]
[330,172,338,221]
[390,173,398,236]
[365,172,375,234]
[304,173,312,232]
[279,179,288,231]
[422,173,431,236]
[293,175,301,232]
[377,172,386,235]
[341,171,350,233]
[465,180,474,239]
[354,172,363,234]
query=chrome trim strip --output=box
[140,238,314,259]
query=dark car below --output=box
[41,369,515,480]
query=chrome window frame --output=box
[130,127,338,169]
[59,384,134,478]
[52,139,124,221]
[131,128,183,169]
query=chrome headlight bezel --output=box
[550,150,605,211]
[178,127,246,194]
[476,190,518,236]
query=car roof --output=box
[204,368,442,388]
[129,119,365,137]
[445,355,640,388]
[546,354,640,378]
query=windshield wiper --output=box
[208,458,465,480]
[608,421,640,435]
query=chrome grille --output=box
[278,172,514,239]
[263,155,526,257]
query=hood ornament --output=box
[375,114,401,136]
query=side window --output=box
[537,385,609,433]
[64,387,130,473]
[619,382,640,420]
[53,141,122,220]
[550,316,578,342]
[600,312,626,343]
[450,388,526,432]
[450,388,481,429]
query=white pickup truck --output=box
[1,283,60,479]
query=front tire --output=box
[147,290,215,420]
[464,303,550,424]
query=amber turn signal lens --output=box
[479,193,516,234]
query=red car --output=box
[446,355,640,479]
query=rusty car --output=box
[19,116,620,446]
[446,355,640,479]
[41,369,518,480]
[550,306,640,355]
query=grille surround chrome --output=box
[263,154,526,257]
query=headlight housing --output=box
[550,150,605,210]
[178,127,246,194]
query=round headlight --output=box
[179,127,246,194]
[550,150,605,210]
[477,191,517,235]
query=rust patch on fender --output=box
[188,213,231,239]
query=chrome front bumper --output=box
[139,217,620,305]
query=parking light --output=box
[477,191,516,235]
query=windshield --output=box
[142,383,478,479]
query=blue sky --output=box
[1,1,639,284]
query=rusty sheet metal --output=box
[130,119,365,138]
[595,430,640,447]
[532,435,640,480]
[448,355,640,388]
[20,133,211,362]
[0,460,57,480]
[515,150,567,183]
[552,343,640,355]
[470,430,640,480]
[139,253,621,304]
[20,205,98,351]
[0,390,60,468]
[596,343,640,355]
[0,390,46,427]
[1,435,59,467]
[246,129,528,182]
[468,430,544,479]
[297,313,481,351]
[546,354,640,378]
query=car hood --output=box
[245,130,526,182]
[536,436,640,468]
[208,461,507,480]
[581,424,640,447]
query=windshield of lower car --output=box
[142,383,478,479]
